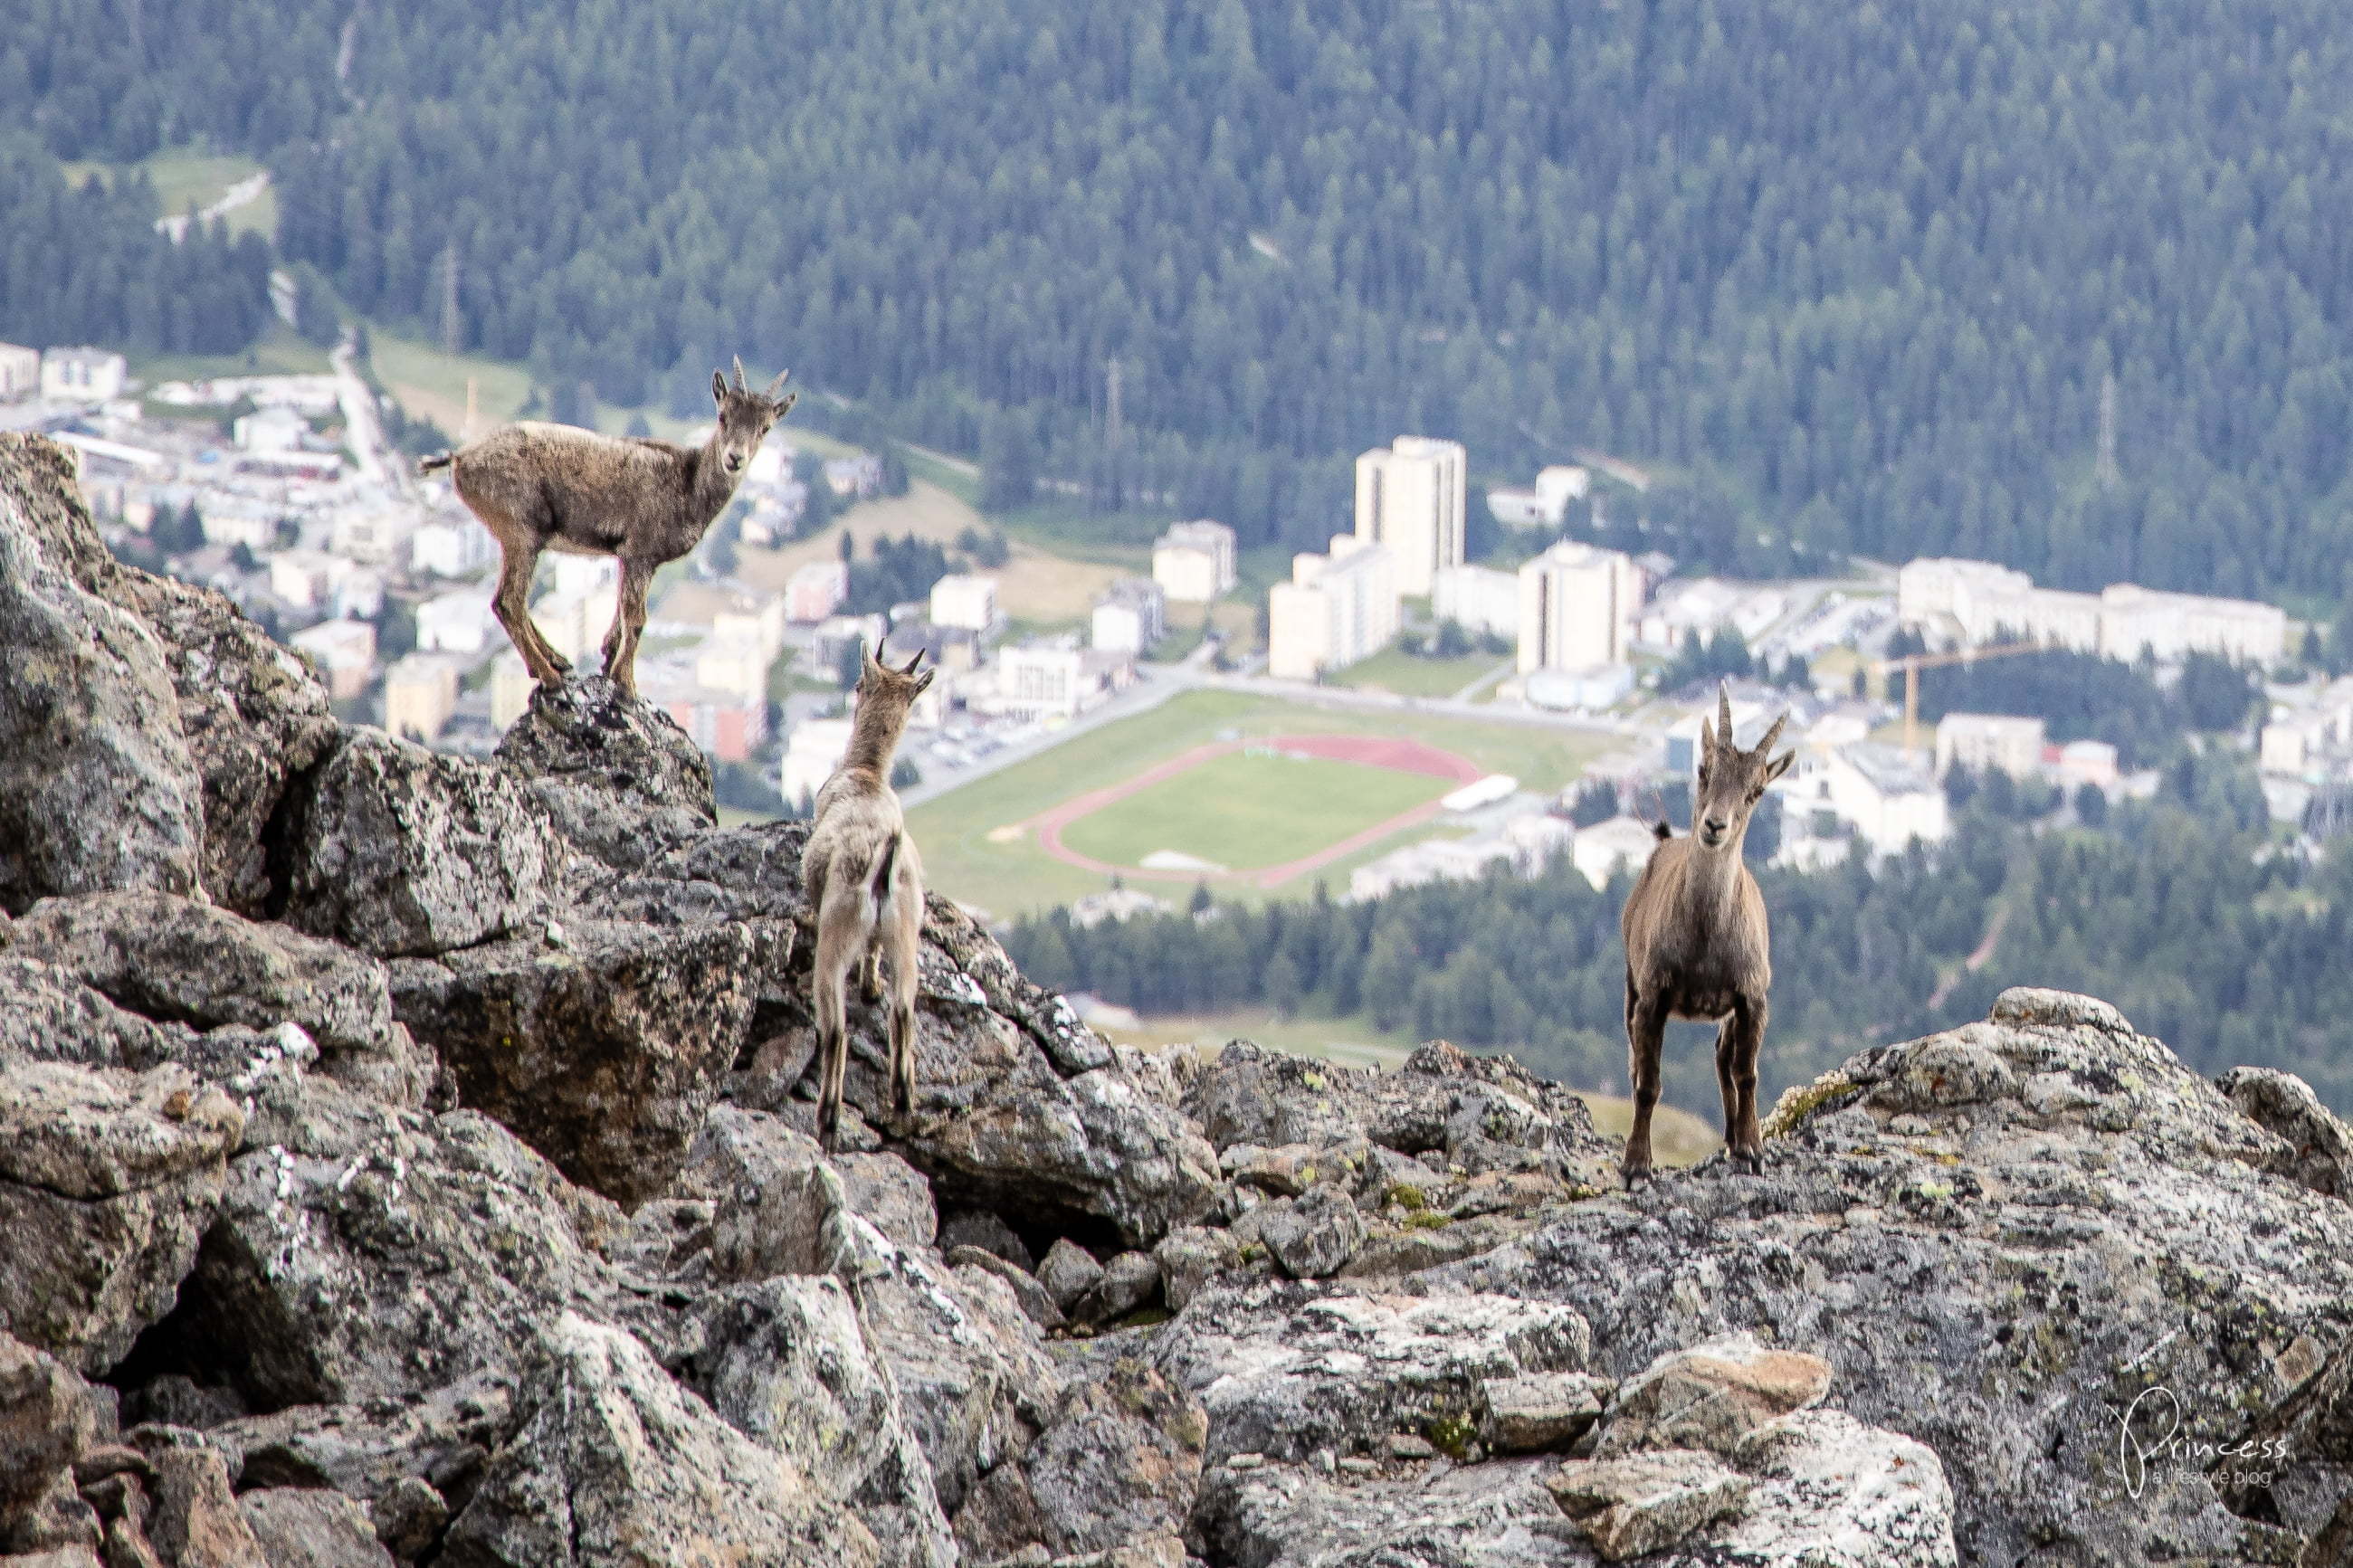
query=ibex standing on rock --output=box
[419,357,794,698]
[1619,685,1793,1186]
[803,649,934,1152]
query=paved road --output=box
[330,335,410,498]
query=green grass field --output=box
[1058,751,1451,871]
[909,687,1609,917]
[1328,647,1509,699]
[131,323,331,387]
[61,148,277,240]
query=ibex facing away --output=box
[1618,686,1793,1185]
[419,357,793,698]
[802,649,934,1152]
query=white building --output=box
[289,618,377,702]
[1348,837,1515,901]
[383,654,462,743]
[930,574,999,633]
[0,343,39,402]
[196,500,280,554]
[268,549,349,613]
[409,518,494,579]
[1897,556,2284,664]
[1517,541,1643,674]
[786,561,849,622]
[1268,535,1399,681]
[1432,564,1519,639]
[782,717,855,806]
[328,502,413,565]
[1355,435,1466,596]
[416,588,499,656]
[234,404,310,455]
[2054,739,2120,791]
[491,651,537,730]
[1935,713,2048,780]
[1152,520,1237,602]
[983,641,1133,720]
[40,347,127,404]
[1486,464,1591,529]
[1635,578,1785,653]
[1091,576,1167,655]
[1783,744,1951,855]
[1571,815,1664,889]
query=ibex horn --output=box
[1758,712,1788,755]
[1718,682,1735,746]
[731,355,748,392]
[766,368,792,399]
[900,649,926,674]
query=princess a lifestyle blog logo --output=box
[2117,1385,2291,1500]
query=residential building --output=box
[196,500,280,554]
[1517,541,1643,674]
[1522,662,1635,711]
[1268,535,1399,681]
[416,588,499,656]
[40,347,127,403]
[234,404,310,454]
[1070,889,1174,928]
[1432,564,1518,639]
[548,556,619,600]
[1485,464,1591,529]
[1348,837,1515,901]
[328,503,412,565]
[782,717,855,806]
[1897,556,2284,663]
[383,654,462,743]
[0,342,39,402]
[930,574,999,633]
[638,666,769,763]
[1152,520,1238,602]
[333,567,385,622]
[1935,713,2048,779]
[1571,815,1665,890]
[823,454,883,498]
[269,549,348,613]
[1635,578,1785,653]
[786,561,849,622]
[490,651,537,730]
[1091,576,1167,655]
[289,619,377,702]
[410,518,494,578]
[2053,739,2120,791]
[983,640,1135,720]
[1354,435,1466,596]
[531,589,608,667]
[1786,744,1951,854]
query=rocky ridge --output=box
[5,430,2353,1566]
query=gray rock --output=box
[493,674,715,870]
[1712,1411,1957,1566]
[388,918,757,1205]
[837,1151,939,1251]
[0,958,184,1069]
[1431,987,2347,1565]
[0,1062,242,1374]
[1547,1448,1753,1561]
[0,1333,91,1541]
[1260,1184,1366,1279]
[1039,1239,1104,1314]
[949,1247,1063,1330]
[1159,1283,1591,1465]
[2220,1065,2353,1200]
[235,1489,395,1568]
[1481,1371,1612,1453]
[1152,1227,1240,1313]
[685,1278,953,1568]
[439,1313,881,1567]
[940,1210,1035,1273]
[207,1375,513,1528]
[1072,1251,1161,1326]
[1590,1334,1832,1459]
[0,461,203,916]
[1021,1358,1206,1557]
[145,1448,265,1568]
[281,730,553,960]
[161,1080,632,1407]
[8,893,426,1108]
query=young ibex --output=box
[1619,685,1793,1185]
[802,648,935,1152]
[418,357,794,698]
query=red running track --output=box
[1026,733,1483,889]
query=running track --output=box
[1027,734,1483,889]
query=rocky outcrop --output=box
[492,674,715,870]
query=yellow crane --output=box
[1872,639,2049,755]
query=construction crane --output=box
[1872,639,2049,755]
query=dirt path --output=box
[1025,733,1482,889]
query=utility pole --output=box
[439,243,462,355]
[2096,371,2120,491]
[1105,356,1123,448]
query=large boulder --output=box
[280,730,554,959]
[150,1079,634,1408]
[0,1060,242,1374]
[492,675,714,870]
[236,1488,397,1568]
[1425,988,2353,1565]
[0,432,338,918]
[0,1333,95,1545]
[7,892,427,1108]
[387,919,758,1205]
[0,460,204,915]
[438,1313,881,1568]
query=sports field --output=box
[907,687,1612,917]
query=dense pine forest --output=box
[8,0,2353,601]
[1007,755,2353,1114]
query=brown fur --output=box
[1618,684,1794,1185]
[801,648,935,1152]
[420,357,793,697]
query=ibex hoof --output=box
[1728,1147,1765,1176]
[1619,1163,1653,1191]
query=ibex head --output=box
[1693,683,1793,851]
[709,355,796,477]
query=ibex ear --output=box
[711,370,727,404]
[1765,750,1796,784]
